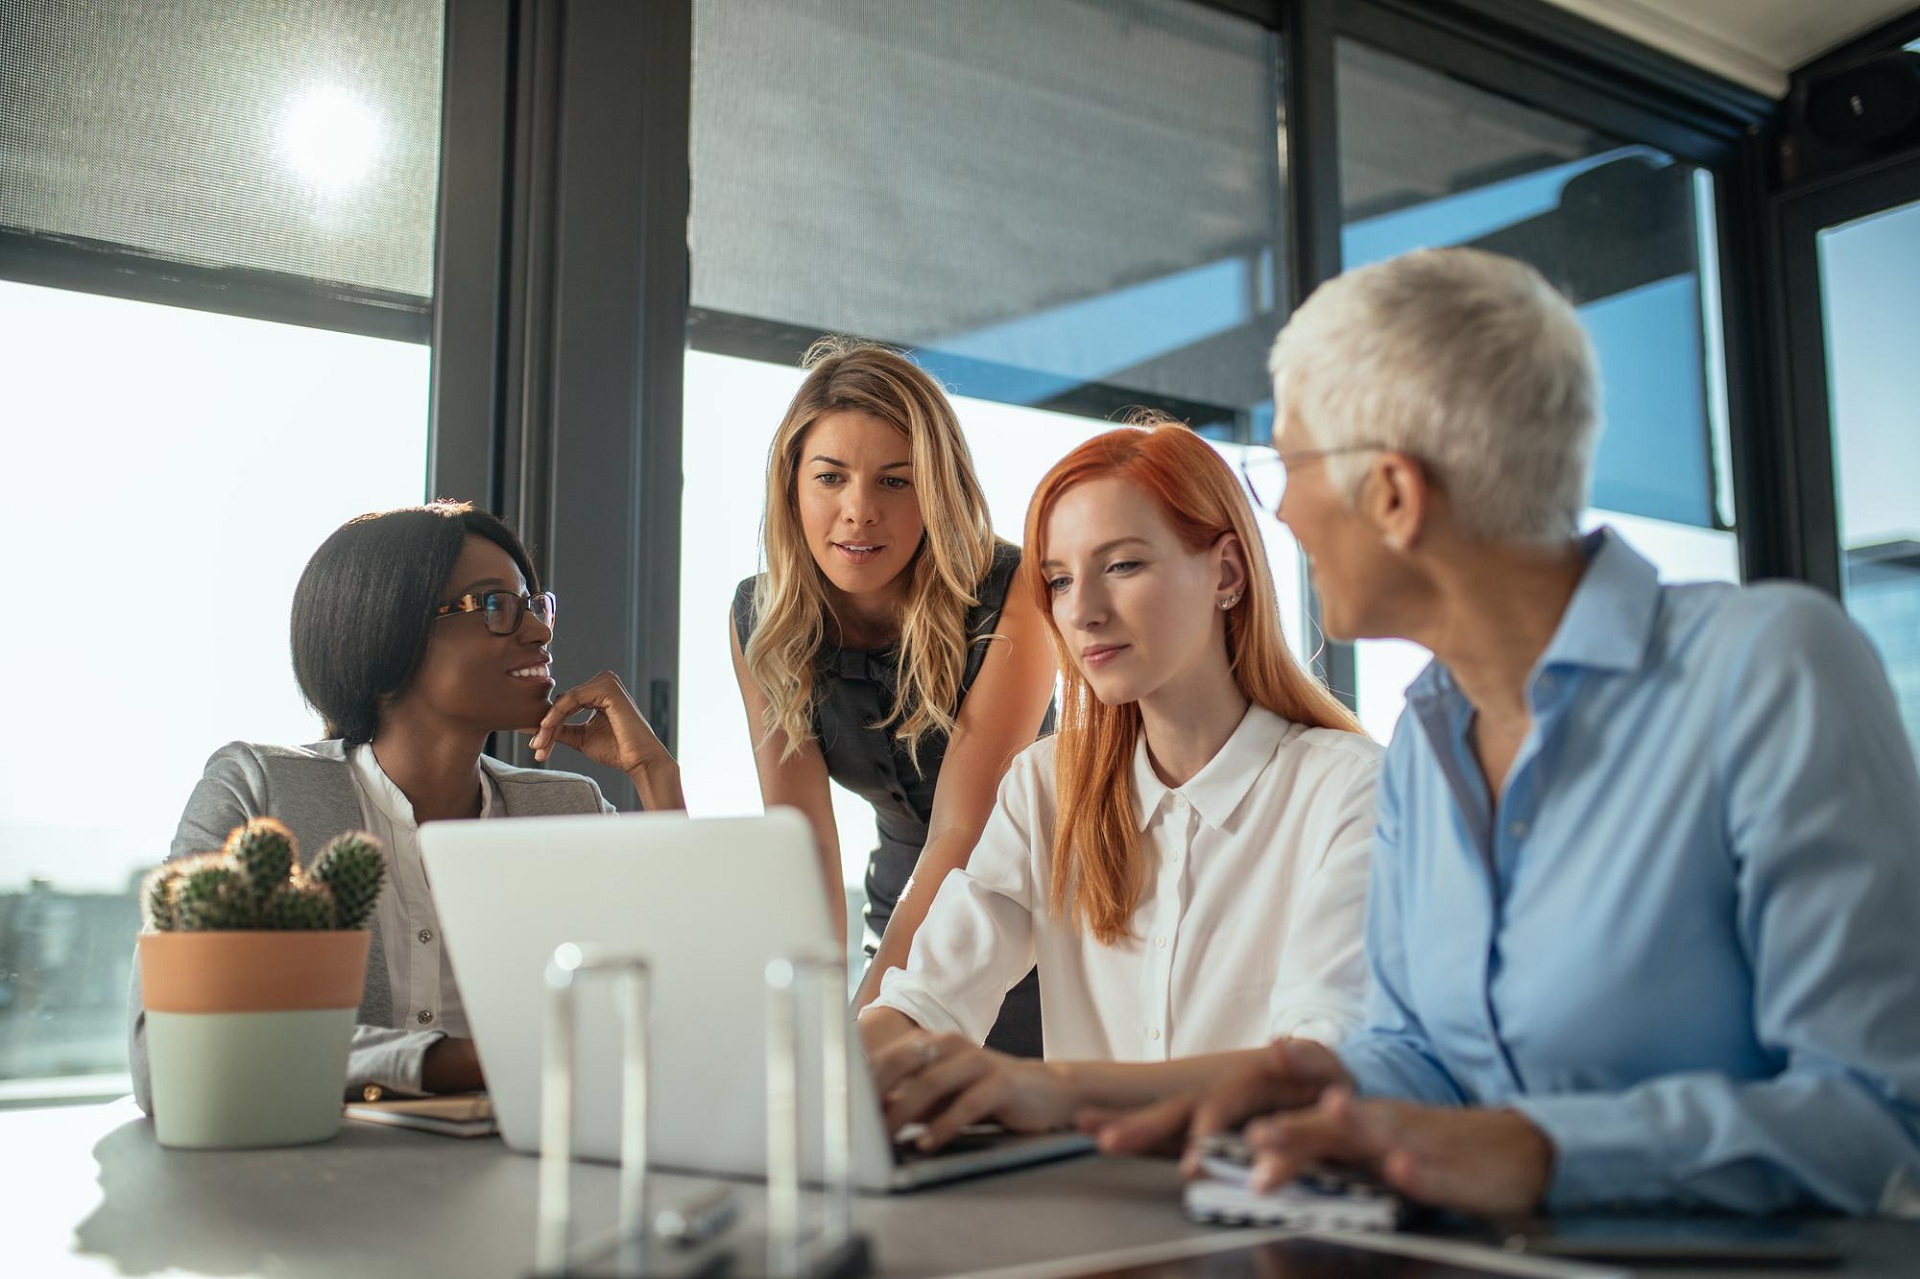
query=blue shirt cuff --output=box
[1510,1092,1674,1210]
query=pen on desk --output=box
[654,1185,739,1247]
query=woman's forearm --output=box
[805,814,849,946]
[421,1035,486,1093]
[857,1005,921,1058]
[852,844,968,1009]
[1052,1049,1270,1113]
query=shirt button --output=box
[417,928,434,944]
[1148,1026,1161,1041]
[1171,794,1187,810]
[417,1010,435,1025]
[1156,936,1168,949]
[1509,820,1529,839]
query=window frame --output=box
[1774,153,1920,598]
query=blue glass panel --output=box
[1580,276,1712,525]
[1822,196,1920,760]
[1336,37,1719,528]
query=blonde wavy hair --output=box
[747,338,996,767]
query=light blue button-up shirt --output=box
[1338,528,1920,1215]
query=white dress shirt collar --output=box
[349,745,498,827]
[1129,703,1297,833]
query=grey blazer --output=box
[128,739,611,1113]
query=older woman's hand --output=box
[1082,1038,1350,1160]
[871,1032,1074,1151]
[525,671,683,807]
[1238,1086,1555,1218]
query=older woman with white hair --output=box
[1095,246,1920,1218]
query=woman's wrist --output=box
[1037,1059,1082,1112]
[625,756,685,811]
[857,1005,919,1057]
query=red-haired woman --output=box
[857,421,1381,1150]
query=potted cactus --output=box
[139,818,386,1149]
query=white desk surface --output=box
[5,1098,1916,1279]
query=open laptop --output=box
[419,808,1093,1192]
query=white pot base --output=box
[146,1007,357,1149]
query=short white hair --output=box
[1268,247,1600,546]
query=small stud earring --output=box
[1220,593,1242,610]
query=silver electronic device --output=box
[421,808,1092,1193]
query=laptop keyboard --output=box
[892,1124,1032,1166]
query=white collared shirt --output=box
[870,705,1381,1060]
[346,744,499,1043]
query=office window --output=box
[1334,39,1738,740]
[1,0,442,294]
[0,285,431,1087]
[0,1,442,1091]
[1819,197,1920,760]
[689,0,1287,438]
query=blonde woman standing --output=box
[730,339,1057,1055]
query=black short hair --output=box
[290,501,541,744]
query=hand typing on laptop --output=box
[1087,1037,1349,1164]
[1089,1038,1553,1218]
[1222,1088,1553,1218]
[871,1031,1076,1152]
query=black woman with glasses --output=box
[130,501,682,1108]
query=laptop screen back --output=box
[420,808,894,1183]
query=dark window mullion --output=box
[1282,0,1358,709]
[429,0,691,790]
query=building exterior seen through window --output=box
[0,284,430,1085]
[1820,196,1920,761]
[1333,39,1741,740]
[0,0,442,1086]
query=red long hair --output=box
[1021,422,1363,944]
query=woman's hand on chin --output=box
[525,672,679,778]
[871,1032,1072,1151]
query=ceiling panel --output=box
[1542,0,1920,97]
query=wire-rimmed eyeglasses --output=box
[1239,445,1393,515]
[433,589,558,636]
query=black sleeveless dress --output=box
[732,540,1051,1057]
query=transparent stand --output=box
[524,944,868,1279]
[760,953,871,1279]
[531,943,655,1279]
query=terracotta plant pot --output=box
[139,930,371,1149]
